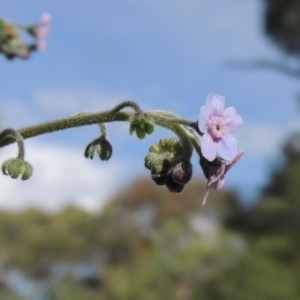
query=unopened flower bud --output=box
[144,122,154,135]
[151,170,167,186]
[84,137,113,161]
[2,158,33,180]
[165,176,184,193]
[135,127,146,140]
[170,160,192,185]
[129,113,154,139]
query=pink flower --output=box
[200,149,245,205]
[35,13,52,51]
[198,93,243,161]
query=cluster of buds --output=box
[0,13,51,59]
[145,138,193,193]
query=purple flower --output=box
[198,93,243,161]
[200,149,244,205]
[35,13,52,51]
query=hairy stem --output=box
[0,111,131,147]
[149,110,198,130]
[0,101,198,152]
[99,123,107,138]
[110,100,142,114]
[0,128,25,159]
[149,112,194,159]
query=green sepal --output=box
[97,137,113,161]
[136,127,146,140]
[144,122,154,135]
[84,136,113,161]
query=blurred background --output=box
[1,0,300,299]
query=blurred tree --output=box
[1,169,300,299]
[224,130,300,290]
[227,0,300,77]
[264,0,300,57]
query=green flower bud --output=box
[149,143,160,153]
[84,136,113,161]
[144,122,154,135]
[135,127,146,140]
[147,159,170,186]
[147,142,172,179]
[145,138,183,171]
[129,113,155,139]
[2,158,33,180]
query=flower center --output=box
[208,116,226,139]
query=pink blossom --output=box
[198,93,243,161]
[35,13,52,51]
[200,149,245,205]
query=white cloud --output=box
[0,141,127,212]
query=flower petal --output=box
[210,177,225,190]
[202,186,210,206]
[201,133,218,161]
[224,149,245,174]
[207,164,225,184]
[205,93,225,116]
[223,106,237,118]
[224,107,243,134]
[203,175,225,205]
[198,105,210,133]
[36,13,52,51]
[217,135,237,160]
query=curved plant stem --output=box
[0,101,199,155]
[0,111,131,148]
[0,128,25,159]
[149,112,194,159]
[110,100,142,114]
[99,123,107,138]
[149,110,198,131]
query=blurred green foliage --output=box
[1,131,300,300]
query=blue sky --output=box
[0,0,299,211]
